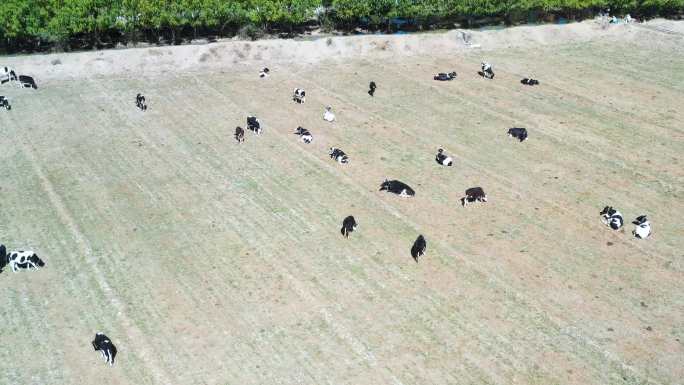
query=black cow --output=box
[461,187,487,207]
[368,81,377,96]
[0,96,10,110]
[507,127,528,142]
[1,245,45,273]
[341,216,357,238]
[135,93,147,111]
[329,147,348,164]
[521,78,540,86]
[600,206,624,230]
[434,72,457,81]
[294,126,313,143]
[411,235,426,262]
[293,88,306,104]
[379,179,415,197]
[18,75,37,89]
[247,116,262,135]
[92,333,117,366]
[435,148,453,166]
[234,126,245,143]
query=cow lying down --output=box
[507,127,528,142]
[632,215,651,239]
[92,333,117,366]
[600,206,623,230]
[295,127,313,143]
[461,187,487,207]
[521,78,540,85]
[329,147,348,164]
[380,179,415,197]
[434,72,457,81]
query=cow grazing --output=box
[329,147,349,164]
[1,66,17,84]
[600,206,624,230]
[92,333,117,366]
[379,179,415,197]
[135,93,147,111]
[247,116,262,135]
[632,215,651,239]
[323,106,335,122]
[368,81,377,96]
[294,126,313,143]
[259,68,270,78]
[341,216,357,238]
[1,245,45,273]
[461,187,487,207]
[0,96,10,110]
[435,148,453,166]
[234,126,245,143]
[293,88,306,104]
[507,127,528,142]
[411,235,427,262]
[434,72,457,81]
[521,78,540,86]
[18,75,37,89]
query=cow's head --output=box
[632,215,648,225]
[380,179,390,191]
[600,206,615,217]
[30,254,45,268]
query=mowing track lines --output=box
[86,78,256,382]
[325,57,680,273]
[187,74,517,384]
[195,72,583,384]
[96,77,353,383]
[277,62,670,384]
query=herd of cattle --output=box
[0,57,652,367]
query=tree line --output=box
[1,0,682,53]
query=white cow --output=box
[323,105,335,122]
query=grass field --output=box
[0,27,683,385]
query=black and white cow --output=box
[600,206,624,230]
[434,72,457,81]
[0,245,45,273]
[632,215,651,239]
[521,78,540,86]
[293,88,306,104]
[247,116,262,135]
[259,68,270,78]
[0,96,10,110]
[507,127,528,142]
[368,81,377,97]
[341,216,357,238]
[435,148,453,166]
[461,187,487,207]
[329,147,349,164]
[234,126,245,143]
[135,93,147,111]
[1,66,17,84]
[92,333,117,366]
[479,62,494,79]
[294,126,313,143]
[411,235,426,262]
[18,75,37,89]
[379,179,415,197]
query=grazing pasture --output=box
[0,26,682,385]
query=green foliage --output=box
[0,0,682,51]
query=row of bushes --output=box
[1,0,682,53]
